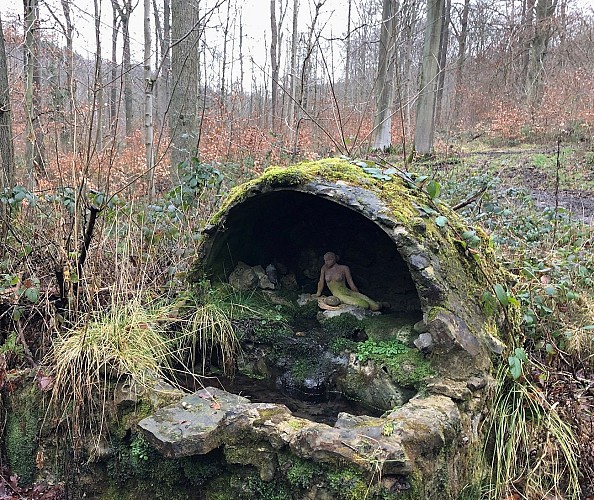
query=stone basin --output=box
[139,386,462,481]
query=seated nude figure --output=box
[314,252,380,311]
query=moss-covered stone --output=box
[4,373,42,486]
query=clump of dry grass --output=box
[177,299,241,376]
[44,298,179,444]
[487,363,581,500]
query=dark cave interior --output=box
[205,190,421,313]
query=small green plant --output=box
[357,339,408,361]
[356,340,434,387]
[0,332,24,360]
[507,347,527,380]
[286,458,317,489]
[130,434,151,463]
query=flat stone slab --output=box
[138,387,460,478]
[138,387,249,457]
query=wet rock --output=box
[224,443,277,481]
[413,320,428,333]
[466,376,488,392]
[363,314,417,344]
[414,332,433,353]
[334,354,415,411]
[280,272,298,290]
[138,387,250,457]
[427,379,472,401]
[114,378,140,409]
[253,265,276,290]
[297,293,317,306]
[228,262,258,291]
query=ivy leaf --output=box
[514,347,527,361]
[25,287,39,303]
[494,284,509,307]
[481,290,498,316]
[426,179,441,199]
[435,215,448,228]
[508,356,522,380]
[12,307,22,321]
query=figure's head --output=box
[323,252,337,266]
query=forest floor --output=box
[432,142,594,498]
[454,145,594,222]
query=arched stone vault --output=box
[196,158,510,380]
[142,158,518,497]
[203,187,421,315]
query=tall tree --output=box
[435,0,450,124]
[111,0,135,136]
[413,0,445,155]
[526,0,557,107]
[371,0,397,150]
[110,1,121,133]
[343,0,352,101]
[269,0,286,127]
[452,0,469,126]
[169,0,200,177]
[23,0,46,187]
[144,0,156,199]
[92,0,104,152]
[287,0,299,129]
[0,13,15,190]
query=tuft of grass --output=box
[177,298,241,376]
[486,364,581,500]
[44,298,179,446]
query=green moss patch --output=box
[356,340,435,388]
[4,378,42,486]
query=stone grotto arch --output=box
[141,158,515,498]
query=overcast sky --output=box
[0,0,353,73]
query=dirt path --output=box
[532,188,594,224]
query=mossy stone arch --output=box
[196,158,510,380]
[190,158,516,495]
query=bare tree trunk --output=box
[288,0,298,129]
[112,0,135,136]
[160,0,171,132]
[521,0,536,85]
[413,0,445,155]
[435,0,450,125]
[526,0,557,108]
[452,0,469,126]
[401,0,420,140]
[110,2,121,133]
[93,0,104,152]
[60,0,75,150]
[169,0,200,178]
[123,1,134,136]
[343,0,352,101]
[371,0,397,150]
[0,14,15,190]
[144,0,155,199]
[270,0,279,128]
[239,8,244,94]
[220,0,231,99]
[23,0,46,187]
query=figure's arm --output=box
[344,266,359,292]
[314,267,326,296]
